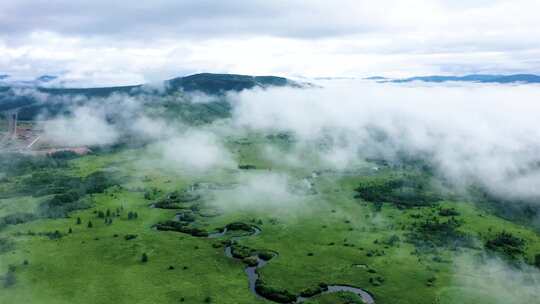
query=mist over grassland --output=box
[3,79,540,303]
[13,79,538,238]
[36,79,540,203]
[230,80,540,200]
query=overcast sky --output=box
[1,0,539,85]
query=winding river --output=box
[153,183,375,304]
[208,227,375,304]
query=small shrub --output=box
[300,285,324,297]
[238,164,256,170]
[48,230,62,240]
[255,279,296,303]
[439,208,460,217]
[257,251,274,261]
[485,231,525,258]
[243,256,259,267]
[225,222,253,232]
[124,234,138,241]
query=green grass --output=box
[1,134,539,304]
[0,188,260,304]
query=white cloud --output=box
[229,80,540,200]
[209,171,306,212]
[447,255,540,304]
[42,106,118,146]
[153,130,235,173]
[0,1,539,83]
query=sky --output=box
[1,0,540,86]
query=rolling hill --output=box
[390,74,540,84]
[0,73,302,120]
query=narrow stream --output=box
[154,182,375,304]
[210,226,375,304]
[297,285,374,304]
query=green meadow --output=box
[1,134,539,304]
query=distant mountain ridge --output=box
[364,76,388,80]
[0,72,297,92]
[165,73,298,94]
[390,74,540,84]
[0,73,304,120]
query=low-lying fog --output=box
[38,79,540,203]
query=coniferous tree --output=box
[141,253,148,263]
[76,217,82,225]
[87,221,93,228]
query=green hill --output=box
[0,73,302,120]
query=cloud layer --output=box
[35,79,540,202]
[1,1,540,84]
[230,80,540,200]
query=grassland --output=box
[1,134,539,304]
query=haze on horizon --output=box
[1,0,540,86]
